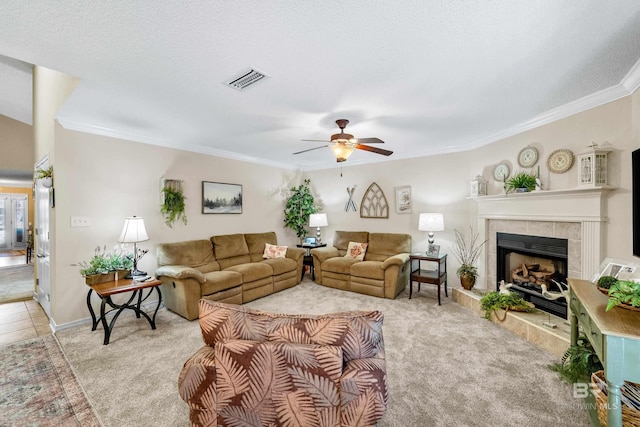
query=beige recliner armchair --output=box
[311,231,411,299]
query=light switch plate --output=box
[70,216,90,227]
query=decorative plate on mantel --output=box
[518,146,539,168]
[493,162,510,181]
[547,149,574,174]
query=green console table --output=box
[569,278,640,426]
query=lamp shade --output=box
[331,144,355,162]
[118,216,149,243]
[309,213,328,227]
[418,213,444,232]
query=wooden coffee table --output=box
[86,277,162,345]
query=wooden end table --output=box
[296,243,327,280]
[409,253,447,304]
[86,277,162,345]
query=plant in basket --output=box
[606,280,640,311]
[479,291,535,321]
[596,275,618,292]
[79,245,133,284]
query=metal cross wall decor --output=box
[345,187,357,212]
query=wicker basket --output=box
[591,370,640,426]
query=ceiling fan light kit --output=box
[296,119,393,162]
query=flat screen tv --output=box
[634,148,640,257]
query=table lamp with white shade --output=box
[118,216,150,278]
[309,213,328,245]
[418,212,444,248]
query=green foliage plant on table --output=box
[606,280,640,311]
[505,171,537,193]
[479,290,536,320]
[79,245,133,276]
[161,184,187,228]
[284,178,318,241]
[549,333,603,384]
[596,275,617,290]
[453,227,487,289]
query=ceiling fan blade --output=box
[293,145,329,155]
[355,144,393,156]
[301,139,332,143]
[356,137,385,144]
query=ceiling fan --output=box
[294,119,393,162]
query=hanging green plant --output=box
[161,185,187,228]
[35,166,53,179]
[284,179,318,241]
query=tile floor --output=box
[0,299,51,346]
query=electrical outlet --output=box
[70,216,91,227]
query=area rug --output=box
[0,264,34,304]
[0,335,100,426]
[55,279,591,427]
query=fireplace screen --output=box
[497,232,568,318]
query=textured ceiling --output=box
[1,0,640,172]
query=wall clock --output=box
[547,149,574,174]
[518,146,538,168]
[493,163,510,181]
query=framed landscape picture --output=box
[202,181,242,214]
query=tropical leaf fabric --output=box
[179,300,388,427]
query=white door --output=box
[11,195,28,249]
[35,157,51,318]
[0,195,8,250]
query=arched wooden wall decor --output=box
[360,182,389,218]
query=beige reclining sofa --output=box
[155,232,305,320]
[311,230,411,299]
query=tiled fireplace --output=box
[474,188,611,296]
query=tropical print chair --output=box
[178,300,388,427]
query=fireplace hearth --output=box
[496,232,568,319]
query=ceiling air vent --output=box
[224,68,269,91]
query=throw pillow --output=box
[345,241,368,261]
[263,242,287,259]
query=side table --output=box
[409,253,447,304]
[86,277,162,345]
[296,243,327,280]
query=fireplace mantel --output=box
[472,187,615,289]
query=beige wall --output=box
[0,114,33,172]
[36,87,638,327]
[52,125,307,325]
[306,96,636,283]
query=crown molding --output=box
[622,58,640,93]
[56,118,299,171]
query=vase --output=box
[459,274,476,290]
[40,177,53,188]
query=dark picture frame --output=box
[304,236,317,245]
[202,181,242,214]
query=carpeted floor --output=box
[55,279,591,427]
[0,335,100,426]
[0,264,34,304]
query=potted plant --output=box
[479,290,536,320]
[505,171,537,193]
[549,333,603,384]
[605,280,640,311]
[161,185,187,227]
[284,179,318,242]
[452,227,487,290]
[79,245,133,285]
[35,166,54,188]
